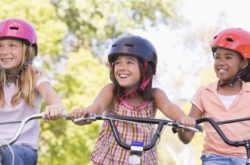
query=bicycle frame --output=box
[196,117,250,165]
[74,114,202,165]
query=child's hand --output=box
[43,104,66,121]
[70,108,91,125]
[179,116,196,132]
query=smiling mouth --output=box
[1,58,13,62]
[119,74,129,78]
[217,69,227,74]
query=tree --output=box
[1,0,185,164]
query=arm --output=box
[178,104,202,144]
[38,81,61,105]
[85,83,114,114]
[36,72,65,120]
[71,83,114,119]
[153,88,196,142]
[152,88,185,120]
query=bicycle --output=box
[196,116,250,165]
[0,113,71,165]
[74,114,203,165]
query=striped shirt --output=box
[91,99,158,165]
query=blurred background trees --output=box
[0,0,221,164]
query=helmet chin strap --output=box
[4,60,32,86]
[219,76,239,87]
[219,68,247,87]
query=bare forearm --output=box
[45,89,62,105]
[164,103,185,121]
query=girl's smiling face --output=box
[213,48,247,81]
[114,55,141,92]
[0,39,23,72]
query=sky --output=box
[135,0,250,103]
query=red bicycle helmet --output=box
[0,18,38,55]
[211,28,250,59]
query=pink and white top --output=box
[91,99,158,165]
[0,76,49,149]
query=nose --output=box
[118,62,126,70]
[215,58,225,66]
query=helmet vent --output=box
[226,38,234,42]
[10,26,19,30]
[124,43,134,47]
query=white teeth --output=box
[1,58,12,62]
[218,69,227,74]
[120,74,128,78]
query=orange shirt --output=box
[192,81,250,158]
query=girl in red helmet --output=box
[70,35,194,165]
[178,28,250,165]
[0,18,65,165]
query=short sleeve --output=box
[35,71,50,88]
[190,87,204,113]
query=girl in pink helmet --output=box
[0,18,65,165]
[70,35,195,165]
[178,28,250,165]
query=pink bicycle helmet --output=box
[0,18,38,55]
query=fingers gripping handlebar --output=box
[74,114,203,151]
[0,112,202,152]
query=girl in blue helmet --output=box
[71,35,194,165]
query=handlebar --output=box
[196,117,250,147]
[0,113,72,147]
[0,114,43,146]
[196,117,250,161]
[74,114,203,151]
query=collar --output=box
[205,80,250,93]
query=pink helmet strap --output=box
[140,61,152,90]
[140,75,152,90]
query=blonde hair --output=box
[0,43,39,108]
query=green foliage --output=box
[55,48,110,108]
[51,0,180,48]
[39,49,110,164]
[0,0,67,56]
[0,0,185,164]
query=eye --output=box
[114,60,120,65]
[213,54,220,59]
[225,56,233,59]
